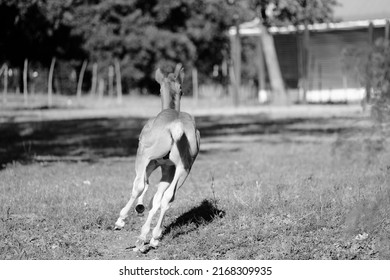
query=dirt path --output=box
[0,95,365,123]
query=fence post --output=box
[192,67,199,104]
[108,65,114,97]
[365,21,374,106]
[2,64,8,104]
[256,34,266,102]
[77,60,88,100]
[48,57,56,107]
[115,59,122,104]
[301,24,310,103]
[90,63,98,96]
[98,78,104,99]
[231,22,241,107]
[23,58,28,107]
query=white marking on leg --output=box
[134,166,174,250]
[137,181,169,241]
[115,158,150,229]
[135,184,148,212]
[150,167,187,247]
[135,161,157,211]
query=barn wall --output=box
[272,27,386,91]
[273,34,299,88]
[309,29,367,90]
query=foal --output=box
[115,64,200,252]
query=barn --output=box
[230,0,390,103]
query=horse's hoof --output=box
[135,204,145,214]
[114,219,125,230]
[134,238,148,253]
[149,238,159,248]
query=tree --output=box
[344,38,390,119]
[72,0,196,93]
[338,38,390,162]
[0,0,85,93]
[153,0,249,85]
[250,0,338,27]
[71,0,254,93]
[0,0,339,96]
[0,0,84,64]
[246,0,338,103]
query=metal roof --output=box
[229,18,389,36]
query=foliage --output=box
[249,0,338,26]
[71,0,243,92]
[72,0,197,93]
[365,39,390,123]
[0,0,84,66]
[0,0,338,94]
[153,0,249,85]
[363,39,390,156]
[337,39,390,165]
[343,38,390,123]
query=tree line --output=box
[0,0,337,96]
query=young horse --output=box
[115,64,200,252]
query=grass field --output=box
[1,96,389,259]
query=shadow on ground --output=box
[0,113,360,168]
[162,199,225,238]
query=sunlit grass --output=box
[1,111,389,259]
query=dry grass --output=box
[0,101,389,260]
[0,93,364,122]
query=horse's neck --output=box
[161,89,180,111]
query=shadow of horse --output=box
[162,199,225,239]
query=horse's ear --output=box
[179,68,185,85]
[174,63,182,78]
[155,68,164,84]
